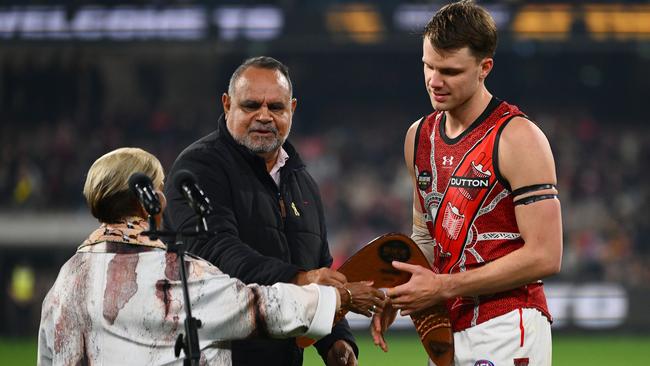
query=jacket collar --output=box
[216,114,305,171]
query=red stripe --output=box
[519,308,524,347]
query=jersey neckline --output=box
[439,96,502,145]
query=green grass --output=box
[304,331,429,365]
[0,337,37,365]
[304,332,650,366]
[4,334,650,365]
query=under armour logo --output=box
[442,156,454,166]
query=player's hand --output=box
[387,261,445,316]
[294,267,347,287]
[326,340,357,366]
[371,299,397,352]
[345,281,387,318]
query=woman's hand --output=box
[342,281,387,317]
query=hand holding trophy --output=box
[337,233,453,366]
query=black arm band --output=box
[511,183,556,197]
[513,194,558,206]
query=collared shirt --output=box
[269,147,289,187]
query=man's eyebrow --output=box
[240,100,261,107]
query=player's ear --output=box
[479,58,493,80]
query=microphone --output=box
[173,169,213,216]
[128,172,161,216]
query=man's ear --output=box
[479,58,494,80]
[222,93,230,115]
[291,97,297,113]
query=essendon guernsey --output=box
[413,97,551,332]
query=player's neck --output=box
[445,89,492,138]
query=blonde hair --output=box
[83,147,164,223]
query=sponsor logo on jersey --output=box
[442,155,454,166]
[449,176,489,189]
[417,170,432,190]
[451,161,492,200]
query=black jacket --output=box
[163,116,357,366]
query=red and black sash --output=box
[433,112,519,274]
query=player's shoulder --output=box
[500,115,550,150]
[404,115,428,168]
[497,115,556,183]
[407,113,434,139]
[406,116,424,137]
[405,115,428,151]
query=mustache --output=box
[248,123,278,134]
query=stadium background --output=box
[1,0,649,364]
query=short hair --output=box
[423,0,497,60]
[83,147,164,223]
[227,56,293,97]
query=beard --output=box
[235,123,288,154]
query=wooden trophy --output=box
[337,233,454,366]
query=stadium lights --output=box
[0,6,69,39]
[584,4,650,41]
[511,4,573,41]
[213,6,284,41]
[0,5,208,40]
[0,5,286,41]
[393,4,510,33]
[2,3,650,43]
[325,3,385,44]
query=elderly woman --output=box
[38,147,384,365]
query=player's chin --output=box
[430,95,451,111]
[430,99,451,111]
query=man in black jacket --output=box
[164,56,359,366]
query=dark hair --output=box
[228,56,293,96]
[92,190,140,224]
[423,0,497,59]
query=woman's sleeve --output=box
[186,259,337,341]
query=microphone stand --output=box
[143,216,214,366]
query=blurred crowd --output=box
[1,53,649,292]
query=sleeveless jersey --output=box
[413,98,551,332]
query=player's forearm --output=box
[411,207,434,266]
[441,242,560,299]
[442,207,562,298]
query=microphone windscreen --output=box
[173,169,198,192]
[128,172,153,193]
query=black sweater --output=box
[163,116,357,366]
